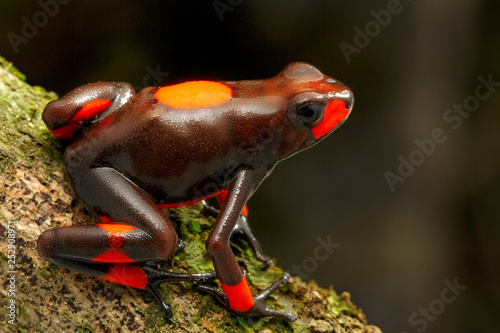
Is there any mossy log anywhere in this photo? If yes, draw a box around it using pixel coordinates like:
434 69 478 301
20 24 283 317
0 56 382 333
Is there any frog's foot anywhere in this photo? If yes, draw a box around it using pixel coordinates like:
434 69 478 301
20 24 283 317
196 272 296 322
249 272 296 321
201 200 273 270
143 262 217 285
145 283 173 318
142 262 217 318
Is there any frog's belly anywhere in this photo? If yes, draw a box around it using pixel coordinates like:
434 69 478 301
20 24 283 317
123 160 241 204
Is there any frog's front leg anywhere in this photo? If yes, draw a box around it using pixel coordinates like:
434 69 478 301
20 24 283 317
37 166 215 318
42 82 135 139
202 194 273 269
203 168 296 321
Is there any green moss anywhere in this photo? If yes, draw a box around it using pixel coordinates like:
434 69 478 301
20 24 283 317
0 55 60 177
0 56 26 81
235 242 281 289
327 290 359 316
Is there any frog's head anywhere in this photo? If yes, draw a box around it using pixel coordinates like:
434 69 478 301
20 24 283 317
274 62 353 156
284 62 353 143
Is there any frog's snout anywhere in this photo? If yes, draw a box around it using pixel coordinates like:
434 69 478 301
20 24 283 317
337 88 354 113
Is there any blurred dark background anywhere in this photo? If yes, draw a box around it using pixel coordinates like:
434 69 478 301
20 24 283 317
1 1 499 332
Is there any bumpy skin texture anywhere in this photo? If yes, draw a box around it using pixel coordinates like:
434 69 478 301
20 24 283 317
37 62 353 321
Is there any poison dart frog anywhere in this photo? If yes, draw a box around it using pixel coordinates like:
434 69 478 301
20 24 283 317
37 62 353 321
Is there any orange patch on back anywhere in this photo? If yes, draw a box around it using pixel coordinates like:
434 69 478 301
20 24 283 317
155 81 232 108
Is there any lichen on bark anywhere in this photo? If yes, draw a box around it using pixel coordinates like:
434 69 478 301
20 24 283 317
0 56 382 333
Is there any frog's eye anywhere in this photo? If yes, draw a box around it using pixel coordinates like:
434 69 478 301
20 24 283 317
296 102 325 127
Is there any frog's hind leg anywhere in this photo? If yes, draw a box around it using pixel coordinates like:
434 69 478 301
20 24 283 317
37 166 215 318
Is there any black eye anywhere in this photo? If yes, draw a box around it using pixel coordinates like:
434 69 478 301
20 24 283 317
296 103 324 126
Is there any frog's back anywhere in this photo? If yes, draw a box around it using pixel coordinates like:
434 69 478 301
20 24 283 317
66 85 286 201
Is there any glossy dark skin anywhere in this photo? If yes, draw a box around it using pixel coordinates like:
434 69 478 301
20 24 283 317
38 62 353 321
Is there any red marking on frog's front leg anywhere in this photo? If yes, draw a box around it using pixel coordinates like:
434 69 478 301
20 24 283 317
43 82 134 140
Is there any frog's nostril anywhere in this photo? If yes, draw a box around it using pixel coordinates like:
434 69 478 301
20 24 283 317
334 89 354 112
346 100 354 112
343 91 354 112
